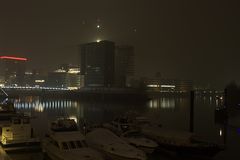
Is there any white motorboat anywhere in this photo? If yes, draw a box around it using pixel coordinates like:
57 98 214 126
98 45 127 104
42 119 104 160
103 117 158 154
85 128 147 160
0 114 40 152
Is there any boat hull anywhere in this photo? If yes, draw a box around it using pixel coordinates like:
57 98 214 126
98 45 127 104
101 149 145 160
156 142 224 157
1 141 41 153
137 146 155 154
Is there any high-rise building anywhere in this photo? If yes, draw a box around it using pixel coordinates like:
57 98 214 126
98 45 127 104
80 41 115 87
0 56 27 86
115 45 134 87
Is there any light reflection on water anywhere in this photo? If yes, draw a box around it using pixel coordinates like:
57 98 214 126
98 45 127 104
7 95 240 160
148 97 176 109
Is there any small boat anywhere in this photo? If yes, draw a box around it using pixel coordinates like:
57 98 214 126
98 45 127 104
103 117 158 154
42 118 104 160
141 126 224 157
0 114 40 152
85 128 147 160
103 116 138 134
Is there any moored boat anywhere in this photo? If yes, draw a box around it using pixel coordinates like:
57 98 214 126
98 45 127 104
85 128 147 160
42 118 104 160
0 114 40 152
103 116 158 154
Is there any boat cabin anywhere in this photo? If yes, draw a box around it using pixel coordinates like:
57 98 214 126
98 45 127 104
1 115 32 145
47 132 88 151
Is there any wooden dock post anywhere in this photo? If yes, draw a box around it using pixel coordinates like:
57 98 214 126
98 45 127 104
190 90 194 133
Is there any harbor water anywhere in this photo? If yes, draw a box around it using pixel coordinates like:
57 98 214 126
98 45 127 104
5 95 240 160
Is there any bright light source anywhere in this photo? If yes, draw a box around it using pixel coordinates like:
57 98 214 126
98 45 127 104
69 116 77 123
35 80 45 83
54 69 66 73
96 39 101 43
161 85 176 88
97 25 100 28
219 129 223 136
147 84 160 88
67 87 78 90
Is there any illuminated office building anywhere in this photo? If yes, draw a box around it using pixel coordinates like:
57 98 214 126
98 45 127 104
0 56 27 86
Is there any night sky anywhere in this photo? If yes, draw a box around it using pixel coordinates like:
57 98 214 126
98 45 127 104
0 0 239 89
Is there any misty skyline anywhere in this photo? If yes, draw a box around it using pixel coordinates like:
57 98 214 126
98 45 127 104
0 0 239 89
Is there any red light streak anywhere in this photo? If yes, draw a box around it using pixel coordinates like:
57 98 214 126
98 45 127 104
0 56 28 61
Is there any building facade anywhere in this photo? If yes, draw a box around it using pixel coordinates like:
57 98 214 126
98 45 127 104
80 41 115 87
47 64 80 89
115 45 135 87
0 56 27 86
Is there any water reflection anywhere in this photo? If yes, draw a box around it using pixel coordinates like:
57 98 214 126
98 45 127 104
6 95 240 160
148 97 176 109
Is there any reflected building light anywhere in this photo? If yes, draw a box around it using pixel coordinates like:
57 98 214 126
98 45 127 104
35 103 44 112
161 98 175 109
148 100 153 108
65 100 67 107
74 102 78 108
216 99 219 106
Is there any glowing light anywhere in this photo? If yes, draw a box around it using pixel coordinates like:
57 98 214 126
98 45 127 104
97 25 100 28
96 39 101 43
35 80 45 83
68 87 78 90
219 129 223 136
69 116 78 123
68 68 80 74
161 85 176 88
0 56 27 61
54 69 66 73
147 85 160 88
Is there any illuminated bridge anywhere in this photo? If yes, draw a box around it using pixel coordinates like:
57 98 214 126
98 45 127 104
1 86 69 91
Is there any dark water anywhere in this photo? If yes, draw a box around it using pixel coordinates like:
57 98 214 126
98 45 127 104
7 95 240 160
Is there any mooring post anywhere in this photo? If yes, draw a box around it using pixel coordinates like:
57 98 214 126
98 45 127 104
190 90 194 133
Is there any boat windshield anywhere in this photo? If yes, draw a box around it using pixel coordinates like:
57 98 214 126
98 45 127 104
61 140 88 150
125 131 141 137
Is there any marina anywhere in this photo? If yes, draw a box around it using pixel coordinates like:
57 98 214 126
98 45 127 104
0 94 238 160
